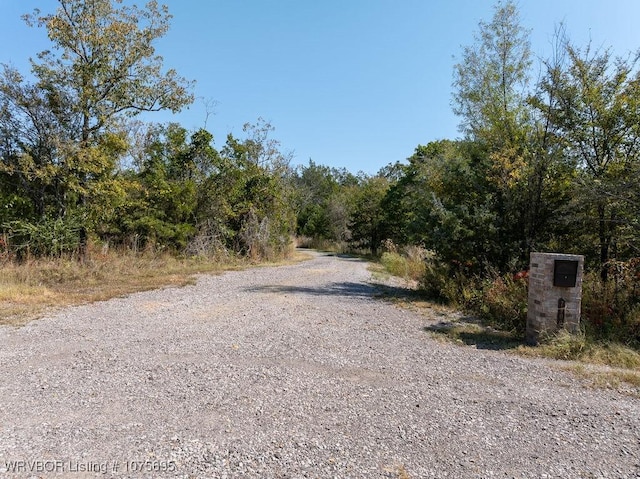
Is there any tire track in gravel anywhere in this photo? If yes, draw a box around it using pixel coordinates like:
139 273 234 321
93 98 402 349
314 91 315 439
0 250 638 478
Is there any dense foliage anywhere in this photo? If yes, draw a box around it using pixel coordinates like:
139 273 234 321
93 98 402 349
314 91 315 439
0 0 295 261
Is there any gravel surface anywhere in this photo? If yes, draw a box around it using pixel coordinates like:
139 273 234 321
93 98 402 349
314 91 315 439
0 250 638 478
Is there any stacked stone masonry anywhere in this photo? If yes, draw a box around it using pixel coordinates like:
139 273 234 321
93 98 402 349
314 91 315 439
526 252 584 345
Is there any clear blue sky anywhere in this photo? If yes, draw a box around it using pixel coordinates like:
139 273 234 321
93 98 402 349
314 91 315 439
1 1 639 174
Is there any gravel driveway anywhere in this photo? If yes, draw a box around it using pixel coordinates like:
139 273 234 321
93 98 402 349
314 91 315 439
0 250 638 478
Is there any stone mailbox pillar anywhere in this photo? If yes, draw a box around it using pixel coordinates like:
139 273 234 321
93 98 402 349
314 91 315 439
526 252 584 345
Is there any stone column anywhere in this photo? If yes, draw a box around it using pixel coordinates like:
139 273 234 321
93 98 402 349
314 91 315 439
526 252 584 345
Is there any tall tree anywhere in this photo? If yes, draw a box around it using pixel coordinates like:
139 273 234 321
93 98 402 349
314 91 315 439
212 123 296 259
522 25 573 255
349 174 389 256
0 0 193 256
536 42 640 273
452 0 532 148
385 140 502 271
112 123 215 251
293 160 340 240
451 0 534 268
23 0 193 145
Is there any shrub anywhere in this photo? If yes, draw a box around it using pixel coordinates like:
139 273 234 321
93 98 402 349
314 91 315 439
381 252 410 278
379 241 429 280
419 255 640 348
3 216 82 259
581 261 640 347
419 256 470 305
295 236 348 253
403 245 429 280
478 274 528 334
419 258 527 334
185 220 233 259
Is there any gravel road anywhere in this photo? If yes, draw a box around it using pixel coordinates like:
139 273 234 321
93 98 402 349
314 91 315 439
0 250 638 478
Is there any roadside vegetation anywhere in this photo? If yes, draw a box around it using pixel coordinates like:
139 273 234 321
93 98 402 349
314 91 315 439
0 243 304 327
375 245 640 394
0 249 210 326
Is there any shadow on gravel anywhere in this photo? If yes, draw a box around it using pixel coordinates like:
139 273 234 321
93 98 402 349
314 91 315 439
248 282 379 298
298 248 369 263
320 252 370 262
247 281 422 300
372 284 429 301
252 279 525 351
424 318 523 351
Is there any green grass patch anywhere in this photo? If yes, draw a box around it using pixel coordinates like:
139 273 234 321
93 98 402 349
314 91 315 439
425 317 640 369
378 246 428 282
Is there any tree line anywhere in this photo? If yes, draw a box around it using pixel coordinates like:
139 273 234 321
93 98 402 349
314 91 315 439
0 0 297 260
299 2 640 282
293 2 640 345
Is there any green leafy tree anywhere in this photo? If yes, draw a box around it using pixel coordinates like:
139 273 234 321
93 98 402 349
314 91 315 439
110 123 222 251
0 0 193 256
385 141 502 271
452 0 532 148
201 121 296 259
292 161 361 244
0 66 76 219
23 0 194 142
348 175 389 255
294 160 339 239
535 42 640 272
451 0 560 267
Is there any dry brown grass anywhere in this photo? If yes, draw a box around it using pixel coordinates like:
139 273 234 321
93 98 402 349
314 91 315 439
561 364 640 398
423 317 640 394
515 331 640 369
381 464 411 479
0 248 310 327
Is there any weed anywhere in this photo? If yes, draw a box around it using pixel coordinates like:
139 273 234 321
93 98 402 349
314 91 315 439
378 242 429 283
380 251 427 282
516 331 640 369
